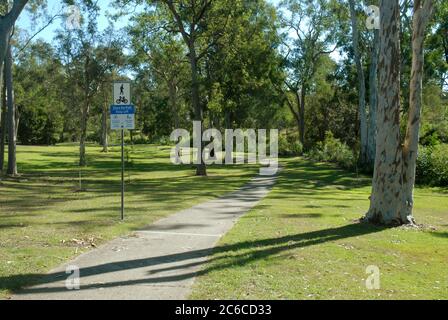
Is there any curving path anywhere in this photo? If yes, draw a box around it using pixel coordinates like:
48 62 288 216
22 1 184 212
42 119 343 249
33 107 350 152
13 173 278 300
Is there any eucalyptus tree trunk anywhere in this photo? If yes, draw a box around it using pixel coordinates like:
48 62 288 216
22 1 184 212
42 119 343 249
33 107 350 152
365 0 404 225
349 0 368 166
5 42 16 175
365 0 433 226
0 0 28 77
367 30 379 168
401 0 434 219
0 72 5 172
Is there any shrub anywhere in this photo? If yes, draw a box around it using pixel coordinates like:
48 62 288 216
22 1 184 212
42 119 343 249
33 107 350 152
307 132 356 170
279 134 303 156
132 134 150 145
416 144 448 186
149 135 173 146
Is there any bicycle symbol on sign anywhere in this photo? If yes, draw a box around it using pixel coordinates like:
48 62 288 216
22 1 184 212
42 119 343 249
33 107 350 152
116 84 129 104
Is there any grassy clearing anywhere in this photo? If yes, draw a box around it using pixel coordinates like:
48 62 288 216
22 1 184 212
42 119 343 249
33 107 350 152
0 144 258 299
190 158 448 300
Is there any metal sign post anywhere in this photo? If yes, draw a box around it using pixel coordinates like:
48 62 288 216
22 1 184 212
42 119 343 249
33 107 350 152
111 81 135 221
121 129 125 220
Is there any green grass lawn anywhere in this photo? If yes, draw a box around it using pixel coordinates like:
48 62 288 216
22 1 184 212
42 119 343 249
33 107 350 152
0 143 258 299
190 158 448 300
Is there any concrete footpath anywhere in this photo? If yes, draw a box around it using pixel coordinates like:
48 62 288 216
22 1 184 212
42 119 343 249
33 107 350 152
13 173 278 300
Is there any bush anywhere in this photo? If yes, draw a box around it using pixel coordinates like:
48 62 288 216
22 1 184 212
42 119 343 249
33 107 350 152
416 144 448 186
279 134 303 156
306 132 356 170
149 135 173 146
131 133 150 145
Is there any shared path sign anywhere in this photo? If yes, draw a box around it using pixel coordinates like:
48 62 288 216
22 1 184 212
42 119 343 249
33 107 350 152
110 105 135 130
110 81 136 221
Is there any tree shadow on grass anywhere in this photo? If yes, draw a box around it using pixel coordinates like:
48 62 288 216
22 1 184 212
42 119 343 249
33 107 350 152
274 159 371 193
430 232 448 239
4 222 385 296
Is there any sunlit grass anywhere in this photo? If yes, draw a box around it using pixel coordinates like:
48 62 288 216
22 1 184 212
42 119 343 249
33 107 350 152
0 143 258 299
191 158 448 300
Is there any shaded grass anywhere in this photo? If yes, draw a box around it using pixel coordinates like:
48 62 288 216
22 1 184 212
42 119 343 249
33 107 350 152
0 144 258 298
190 158 448 300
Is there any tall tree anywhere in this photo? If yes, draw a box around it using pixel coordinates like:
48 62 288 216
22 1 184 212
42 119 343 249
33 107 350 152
0 1 28 78
128 19 188 132
367 28 379 168
0 0 8 173
365 0 434 225
0 63 5 172
5 41 16 175
279 0 338 149
57 3 122 166
203 0 282 131
161 0 222 176
348 0 368 166
401 0 435 219
0 0 30 175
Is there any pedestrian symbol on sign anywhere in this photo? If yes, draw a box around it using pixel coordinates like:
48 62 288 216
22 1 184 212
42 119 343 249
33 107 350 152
114 82 131 105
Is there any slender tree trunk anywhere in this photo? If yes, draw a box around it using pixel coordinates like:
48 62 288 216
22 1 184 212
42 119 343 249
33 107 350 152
0 0 5 173
402 0 434 218
5 42 16 175
189 42 207 176
365 0 404 225
15 105 19 138
0 68 5 172
349 0 368 166
224 109 231 129
101 92 108 153
0 1 28 76
168 80 179 130
367 30 379 168
285 92 302 147
79 101 89 166
299 87 306 148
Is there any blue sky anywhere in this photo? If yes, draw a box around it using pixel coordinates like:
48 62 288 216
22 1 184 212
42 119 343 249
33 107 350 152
17 0 282 43
16 0 129 42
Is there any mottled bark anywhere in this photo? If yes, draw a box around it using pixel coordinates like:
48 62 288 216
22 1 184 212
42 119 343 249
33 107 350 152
366 0 404 225
349 0 368 166
366 0 433 226
402 0 434 218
